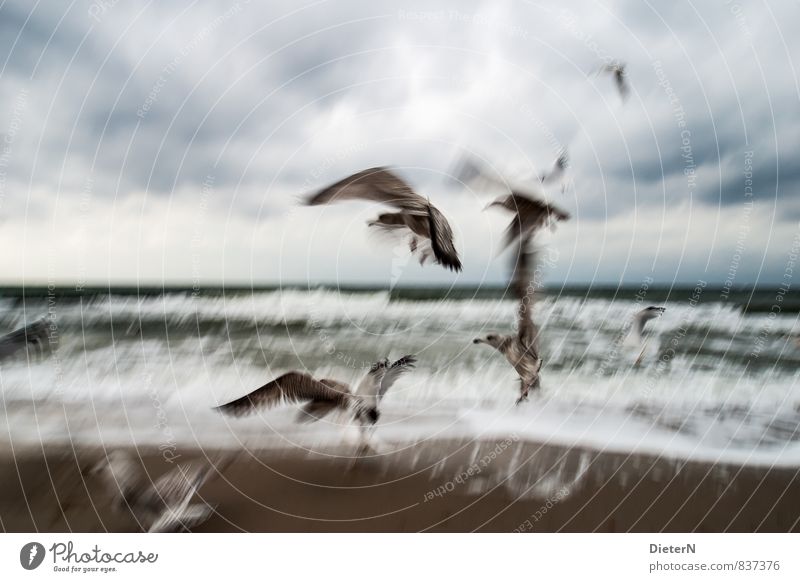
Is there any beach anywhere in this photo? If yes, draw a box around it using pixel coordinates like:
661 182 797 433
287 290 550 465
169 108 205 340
2 432 798 533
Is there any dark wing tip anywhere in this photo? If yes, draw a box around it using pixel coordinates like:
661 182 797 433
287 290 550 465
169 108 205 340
392 354 418 369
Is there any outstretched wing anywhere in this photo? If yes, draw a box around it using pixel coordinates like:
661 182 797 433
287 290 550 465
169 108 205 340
305 167 427 211
633 307 665 339
511 236 541 351
540 149 568 184
214 372 349 417
489 193 570 249
377 355 417 401
427 205 462 272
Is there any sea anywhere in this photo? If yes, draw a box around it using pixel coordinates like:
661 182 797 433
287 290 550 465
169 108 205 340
1 284 798 469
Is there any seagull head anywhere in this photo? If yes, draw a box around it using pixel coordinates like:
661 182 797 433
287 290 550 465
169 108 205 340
473 333 503 349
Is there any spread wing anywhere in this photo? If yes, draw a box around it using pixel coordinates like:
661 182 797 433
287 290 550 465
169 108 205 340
489 193 570 249
427 205 462 272
540 150 568 184
511 236 541 351
305 167 427 212
214 372 350 417
633 307 665 339
377 355 417 401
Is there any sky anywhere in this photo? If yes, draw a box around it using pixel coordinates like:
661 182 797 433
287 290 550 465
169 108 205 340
0 0 798 287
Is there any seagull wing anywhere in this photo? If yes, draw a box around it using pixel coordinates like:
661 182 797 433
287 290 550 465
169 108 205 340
377 354 417 402
427 205 462 272
145 464 215 533
214 372 350 417
305 167 427 212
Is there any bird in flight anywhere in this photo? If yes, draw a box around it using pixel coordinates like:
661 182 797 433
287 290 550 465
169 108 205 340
305 168 462 272
539 149 569 186
88 451 216 532
215 355 417 441
630 306 666 365
474 236 547 404
597 61 630 101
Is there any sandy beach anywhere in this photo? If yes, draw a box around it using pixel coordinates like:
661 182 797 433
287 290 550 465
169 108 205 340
2 436 798 533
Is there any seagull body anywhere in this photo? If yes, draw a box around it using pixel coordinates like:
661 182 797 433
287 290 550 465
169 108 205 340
474 237 544 404
306 168 462 271
487 192 570 250
539 149 569 186
598 61 629 101
629 306 666 365
215 355 417 429
0 318 50 362
91 451 215 533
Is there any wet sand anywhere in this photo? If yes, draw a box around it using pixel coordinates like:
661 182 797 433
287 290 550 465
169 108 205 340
1 438 798 532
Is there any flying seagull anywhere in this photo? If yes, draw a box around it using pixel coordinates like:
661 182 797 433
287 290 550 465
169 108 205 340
486 192 570 250
474 236 547 404
0 318 50 362
215 355 417 429
539 149 569 186
305 168 462 272
630 306 666 365
88 451 216 533
597 61 630 101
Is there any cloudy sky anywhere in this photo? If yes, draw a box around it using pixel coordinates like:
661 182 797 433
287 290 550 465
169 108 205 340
0 0 798 287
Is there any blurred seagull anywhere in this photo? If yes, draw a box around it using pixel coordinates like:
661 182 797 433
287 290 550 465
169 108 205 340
474 236 545 404
630 306 666 365
305 168 462 272
539 149 569 186
89 451 216 533
215 355 416 434
0 318 50 362
597 61 630 101
486 192 571 250
453 154 571 250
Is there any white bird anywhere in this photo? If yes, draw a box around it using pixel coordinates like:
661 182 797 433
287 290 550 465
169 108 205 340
539 149 569 186
629 306 666 365
88 451 216 532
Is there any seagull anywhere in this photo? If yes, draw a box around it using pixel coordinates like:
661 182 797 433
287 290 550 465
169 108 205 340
88 451 216 533
215 355 417 434
0 318 50 362
597 61 630 101
305 168 462 272
486 192 571 250
451 154 570 249
539 149 569 186
473 236 546 405
630 306 666 365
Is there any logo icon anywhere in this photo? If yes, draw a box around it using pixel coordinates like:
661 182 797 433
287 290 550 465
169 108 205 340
20 542 45 570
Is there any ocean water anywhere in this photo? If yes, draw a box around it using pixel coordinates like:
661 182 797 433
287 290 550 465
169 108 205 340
1 286 798 467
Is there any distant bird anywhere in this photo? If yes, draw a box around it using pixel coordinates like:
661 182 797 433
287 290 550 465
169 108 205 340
88 451 215 533
630 306 666 365
486 192 570 250
215 355 417 429
305 168 462 272
597 61 629 101
539 149 569 186
474 236 546 404
0 318 50 362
